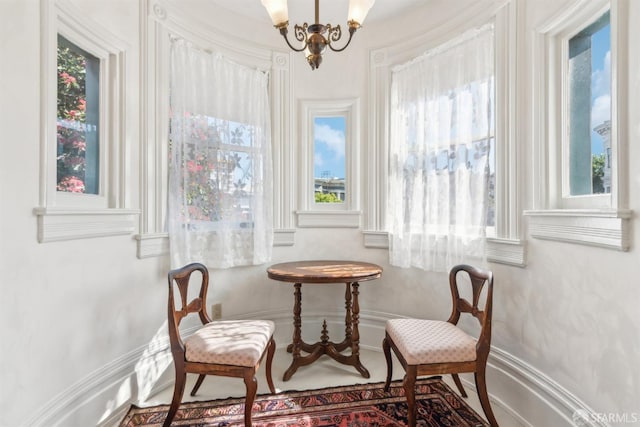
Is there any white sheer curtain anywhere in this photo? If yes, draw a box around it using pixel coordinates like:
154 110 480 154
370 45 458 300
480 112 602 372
168 38 273 269
387 24 494 272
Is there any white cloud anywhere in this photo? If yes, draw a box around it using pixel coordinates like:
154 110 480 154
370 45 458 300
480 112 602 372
314 123 345 157
591 94 610 128
314 151 324 168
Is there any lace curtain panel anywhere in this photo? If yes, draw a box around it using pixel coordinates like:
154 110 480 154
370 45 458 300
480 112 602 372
168 39 273 269
387 24 494 272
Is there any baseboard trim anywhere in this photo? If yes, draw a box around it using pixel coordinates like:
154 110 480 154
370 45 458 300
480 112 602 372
483 347 608 427
25 309 608 427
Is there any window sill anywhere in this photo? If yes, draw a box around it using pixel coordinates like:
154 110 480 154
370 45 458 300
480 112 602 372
274 229 296 246
362 231 527 267
486 237 527 267
362 231 390 248
135 233 169 258
34 207 139 243
134 229 297 259
524 209 632 251
296 211 361 228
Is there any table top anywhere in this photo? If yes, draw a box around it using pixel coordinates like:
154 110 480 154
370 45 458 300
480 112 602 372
267 260 383 284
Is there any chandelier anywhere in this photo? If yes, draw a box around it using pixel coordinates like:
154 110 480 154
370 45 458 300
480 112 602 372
261 0 375 70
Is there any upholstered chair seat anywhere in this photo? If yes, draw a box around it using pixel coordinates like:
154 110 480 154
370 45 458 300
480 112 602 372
385 319 477 364
184 320 275 366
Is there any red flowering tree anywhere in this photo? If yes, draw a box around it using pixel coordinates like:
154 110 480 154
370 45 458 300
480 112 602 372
57 43 87 193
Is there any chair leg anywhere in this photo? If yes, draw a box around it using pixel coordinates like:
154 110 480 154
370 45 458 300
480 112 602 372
265 338 276 393
403 366 417 427
451 373 468 397
474 368 499 427
164 368 186 427
382 337 393 392
190 374 206 396
243 370 258 427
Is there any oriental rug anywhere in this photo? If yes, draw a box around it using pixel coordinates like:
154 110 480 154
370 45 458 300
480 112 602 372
120 377 489 426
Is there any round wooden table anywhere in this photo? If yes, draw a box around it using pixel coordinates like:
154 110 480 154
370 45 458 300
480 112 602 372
267 260 383 381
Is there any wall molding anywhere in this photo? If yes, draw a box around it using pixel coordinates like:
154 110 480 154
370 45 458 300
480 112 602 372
134 230 295 258
486 237 527 266
34 208 139 243
524 209 632 251
482 347 608 427
273 229 296 246
362 231 527 266
296 211 361 228
28 308 609 427
135 232 169 258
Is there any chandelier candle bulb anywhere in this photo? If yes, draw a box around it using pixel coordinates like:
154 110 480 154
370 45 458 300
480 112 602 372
347 0 375 26
261 0 288 26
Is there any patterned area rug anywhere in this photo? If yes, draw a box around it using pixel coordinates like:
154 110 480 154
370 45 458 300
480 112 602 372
120 377 489 426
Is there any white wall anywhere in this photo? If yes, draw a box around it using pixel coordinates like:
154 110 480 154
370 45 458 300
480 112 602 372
0 1 170 426
0 0 638 426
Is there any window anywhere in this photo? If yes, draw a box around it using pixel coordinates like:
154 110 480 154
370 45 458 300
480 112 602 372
567 11 610 197
56 35 100 195
135 2 293 257
313 116 346 204
387 23 495 272
35 2 137 243
367 4 525 266
525 0 631 251
297 99 361 228
167 38 273 268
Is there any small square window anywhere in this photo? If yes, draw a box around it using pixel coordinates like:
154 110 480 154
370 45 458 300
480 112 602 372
57 35 100 194
297 99 361 228
567 11 610 196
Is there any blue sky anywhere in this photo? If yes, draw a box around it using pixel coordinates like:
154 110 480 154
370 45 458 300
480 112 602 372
314 116 346 179
590 22 611 155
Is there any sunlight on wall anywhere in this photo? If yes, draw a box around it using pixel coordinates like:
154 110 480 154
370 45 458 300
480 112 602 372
98 321 173 424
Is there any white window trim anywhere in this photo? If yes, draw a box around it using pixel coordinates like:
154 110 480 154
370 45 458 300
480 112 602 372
525 0 631 251
364 0 525 267
35 0 138 243
135 0 295 257
296 98 361 228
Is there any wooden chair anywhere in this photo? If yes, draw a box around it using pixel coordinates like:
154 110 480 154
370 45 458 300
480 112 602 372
382 264 498 427
165 262 276 427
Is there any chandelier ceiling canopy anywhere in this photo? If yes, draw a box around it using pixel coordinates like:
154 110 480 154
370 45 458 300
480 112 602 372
261 0 375 70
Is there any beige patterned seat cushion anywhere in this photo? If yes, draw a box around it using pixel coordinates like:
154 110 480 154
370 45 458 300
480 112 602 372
184 320 275 367
386 318 477 365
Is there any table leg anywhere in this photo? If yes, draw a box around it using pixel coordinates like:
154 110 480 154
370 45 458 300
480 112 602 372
283 283 302 381
333 282 353 353
351 282 370 378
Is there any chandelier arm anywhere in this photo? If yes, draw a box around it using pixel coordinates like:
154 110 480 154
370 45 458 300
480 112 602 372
327 27 356 52
278 26 308 52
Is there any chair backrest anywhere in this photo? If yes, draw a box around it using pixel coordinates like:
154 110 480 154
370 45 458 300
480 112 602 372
167 262 212 357
447 264 494 360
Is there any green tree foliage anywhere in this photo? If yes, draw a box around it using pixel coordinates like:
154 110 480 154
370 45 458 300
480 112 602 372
315 192 342 203
56 41 87 193
592 153 605 194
